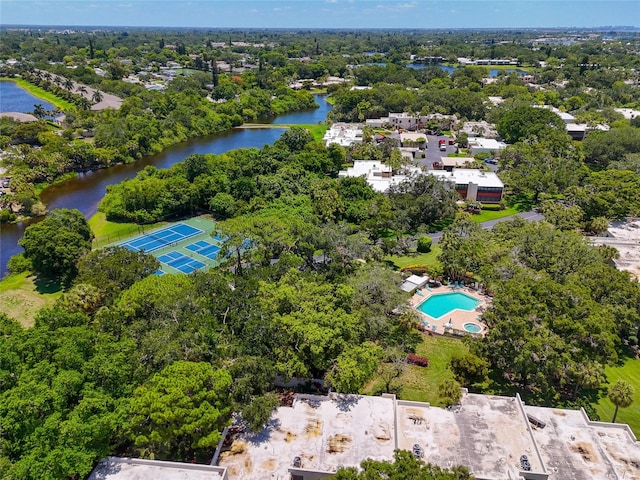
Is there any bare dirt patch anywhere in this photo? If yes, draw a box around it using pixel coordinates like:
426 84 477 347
570 442 597 462
327 434 352 453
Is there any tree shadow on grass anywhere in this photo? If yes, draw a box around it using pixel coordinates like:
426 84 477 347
34 276 62 294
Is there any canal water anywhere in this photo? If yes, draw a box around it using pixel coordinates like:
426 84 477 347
0 80 56 113
0 93 332 276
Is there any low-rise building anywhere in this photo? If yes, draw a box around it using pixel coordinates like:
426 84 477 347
459 121 498 139
468 137 507 155
429 169 504 203
614 108 640 120
591 217 640 280
338 160 422 192
440 157 477 171
399 132 428 148
323 123 364 147
215 392 640 480
87 457 228 480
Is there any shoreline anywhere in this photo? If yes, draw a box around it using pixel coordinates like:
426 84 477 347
0 77 75 111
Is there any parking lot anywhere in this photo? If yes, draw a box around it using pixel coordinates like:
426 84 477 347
416 134 498 172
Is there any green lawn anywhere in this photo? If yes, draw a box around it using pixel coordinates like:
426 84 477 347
364 335 469 406
385 245 442 270
1 78 76 111
594 357 640 436
469 207 518 223
289 123 328 141
89 212 167 248
0 272 62 328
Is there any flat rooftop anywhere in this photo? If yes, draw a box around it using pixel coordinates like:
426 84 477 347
591 218 640 279
524 405 640 480
397 393 542 479
430 169 504 188
87 457 226 480
218 394 396 479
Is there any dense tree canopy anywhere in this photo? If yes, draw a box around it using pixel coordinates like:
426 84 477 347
19 208 93 284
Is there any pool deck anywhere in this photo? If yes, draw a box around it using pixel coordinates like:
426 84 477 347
411 285 491 337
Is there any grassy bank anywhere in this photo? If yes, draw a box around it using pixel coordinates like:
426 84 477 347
594 357 640 436
0 272 62 328
1 77 76 111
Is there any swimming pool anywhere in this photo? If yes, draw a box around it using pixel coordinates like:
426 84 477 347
416 292 480 319
463 322 482 333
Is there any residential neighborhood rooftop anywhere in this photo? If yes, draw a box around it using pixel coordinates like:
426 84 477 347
338 160 422 192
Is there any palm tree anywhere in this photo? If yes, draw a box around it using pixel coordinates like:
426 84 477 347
64 78 74 91
608 380 635 423
32 104 47 119
78 97 92 111
77 85 88 96
92 90 103 104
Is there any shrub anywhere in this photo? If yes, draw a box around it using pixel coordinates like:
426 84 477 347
417 236 432 253
7 253 32 274
407 353 429 367
400 265 429 275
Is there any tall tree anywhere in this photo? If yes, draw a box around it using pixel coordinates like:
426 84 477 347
125 361 232 461
608 380 635 423
19 208 93 284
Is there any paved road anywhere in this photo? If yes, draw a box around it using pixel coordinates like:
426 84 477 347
430 210 544 244
36 69 123 110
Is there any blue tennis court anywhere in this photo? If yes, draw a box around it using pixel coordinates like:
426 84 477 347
119 223 203 253
185 240 221 260
157 250 206 274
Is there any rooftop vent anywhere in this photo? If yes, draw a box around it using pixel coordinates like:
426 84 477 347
293 456 302 468
412 444 424 458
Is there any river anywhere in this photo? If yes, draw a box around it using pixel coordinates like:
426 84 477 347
0 94 332 276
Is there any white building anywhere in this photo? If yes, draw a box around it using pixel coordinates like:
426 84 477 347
459 121 498 139
468 137 508 155
323 123 364 147
429 169 504 203
614 108 640 120
338 160 423 192
87 457 227 480
216 391 640 480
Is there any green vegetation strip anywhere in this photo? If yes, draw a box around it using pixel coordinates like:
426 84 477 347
595 357 640 437
1 77 76 111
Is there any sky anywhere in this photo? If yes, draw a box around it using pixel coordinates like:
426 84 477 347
1 0 639 29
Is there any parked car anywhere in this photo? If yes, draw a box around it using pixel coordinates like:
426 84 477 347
438 139 447 151
484 157 498 165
